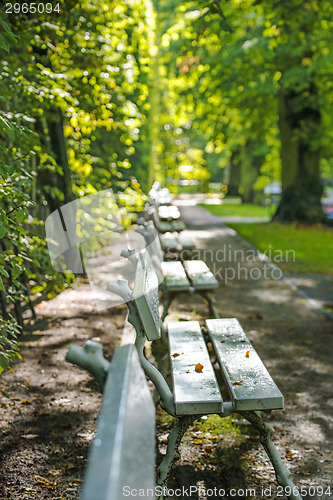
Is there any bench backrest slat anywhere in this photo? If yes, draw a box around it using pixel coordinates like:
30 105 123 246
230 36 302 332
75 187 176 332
133 251 161 341
81 344 155 500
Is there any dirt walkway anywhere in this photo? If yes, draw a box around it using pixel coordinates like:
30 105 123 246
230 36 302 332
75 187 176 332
0 282 127 499
163 205 333 499
0 206 332 499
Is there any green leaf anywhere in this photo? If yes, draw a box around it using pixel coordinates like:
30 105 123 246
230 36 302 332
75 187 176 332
0 266 9 278
0 223 7 239
0 34 9 52
0 116 15 141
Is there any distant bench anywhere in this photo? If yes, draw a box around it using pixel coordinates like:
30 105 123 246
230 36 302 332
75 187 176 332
146 205 186 234
66 342 156 500
104 250 302 500
135 221 219 319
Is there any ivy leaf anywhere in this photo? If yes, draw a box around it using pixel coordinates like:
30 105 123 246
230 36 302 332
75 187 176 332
0 34 9 52
0 223 7 239
0 116 15 141
0 266 9 278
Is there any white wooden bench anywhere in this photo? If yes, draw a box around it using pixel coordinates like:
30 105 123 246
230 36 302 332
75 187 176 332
159 231 195 254
147 205 186 234
106 250 302 500
66 342 156 500
158 204 180 221
136 221 219 319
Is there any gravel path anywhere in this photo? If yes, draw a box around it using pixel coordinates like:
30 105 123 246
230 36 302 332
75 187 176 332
160 203 333 499
0 205 332 500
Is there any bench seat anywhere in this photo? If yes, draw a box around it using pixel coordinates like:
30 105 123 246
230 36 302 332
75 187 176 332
160 233 195 253
159 220 186 233
160 233 179 252
161 259 218 293
161 261 190 291
183 260 218 290
167 318 284 417
158 205 180 221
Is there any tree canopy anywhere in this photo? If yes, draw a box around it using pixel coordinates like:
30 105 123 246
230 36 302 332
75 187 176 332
1 0 332 370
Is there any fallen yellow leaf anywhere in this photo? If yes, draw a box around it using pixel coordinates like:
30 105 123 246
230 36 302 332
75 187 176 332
34 475 56 489
195 363 204 373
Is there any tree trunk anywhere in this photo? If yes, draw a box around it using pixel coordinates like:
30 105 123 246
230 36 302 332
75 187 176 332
227 151 241 197
239 142 262 203
275 89 326 223
47 108 73 206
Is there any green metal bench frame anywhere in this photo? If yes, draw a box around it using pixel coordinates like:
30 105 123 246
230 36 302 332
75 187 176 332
107 250 302 500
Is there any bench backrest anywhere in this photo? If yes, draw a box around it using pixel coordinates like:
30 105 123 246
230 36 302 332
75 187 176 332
80 344 155 500
136 222 164 285
137 221 163 262
146 206 160 228
133 250 161 341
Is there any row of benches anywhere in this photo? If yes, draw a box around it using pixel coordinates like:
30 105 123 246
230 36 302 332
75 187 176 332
67 187 303 500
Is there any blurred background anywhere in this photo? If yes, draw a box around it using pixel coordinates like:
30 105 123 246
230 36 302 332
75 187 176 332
1 0 333 366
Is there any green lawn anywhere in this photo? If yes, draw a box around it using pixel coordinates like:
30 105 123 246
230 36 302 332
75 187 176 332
200 203 276 218
227 223 333 274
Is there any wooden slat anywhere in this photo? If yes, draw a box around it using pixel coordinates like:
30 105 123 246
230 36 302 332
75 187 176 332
161 261 190 291
81 345 155 500
168 321 223 416
159 220 186 233
206 318 284 411
160 233 179 252
172 220 186 232
158 205 180 221
183 260 219 290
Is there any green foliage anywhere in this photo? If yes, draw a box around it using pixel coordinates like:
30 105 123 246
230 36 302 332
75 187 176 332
153 0 333 218
0 0 155 372
1 0 332 372
0 316 21 374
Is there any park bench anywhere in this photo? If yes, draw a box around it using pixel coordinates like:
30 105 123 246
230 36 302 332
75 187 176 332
145 185 195 252
105 250 302 500
159 231 195 254
146 205 186 234
148 183 172 207
135 221 218 319
158 204 180 221
66 342 156 500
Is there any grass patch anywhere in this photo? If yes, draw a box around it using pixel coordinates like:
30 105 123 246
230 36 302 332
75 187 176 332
200 203 276 218
227 222 333 274
194 414 243 439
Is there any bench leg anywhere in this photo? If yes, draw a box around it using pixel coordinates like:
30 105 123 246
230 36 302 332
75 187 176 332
240 410 302 500
161 293 176 320
156 415 196 494
200 291 219 319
